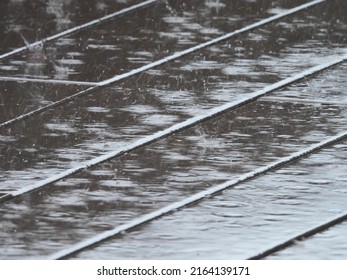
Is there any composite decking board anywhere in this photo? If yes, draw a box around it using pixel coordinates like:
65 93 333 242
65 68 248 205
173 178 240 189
1 0 345 193
0 0 330 127
248 212 347 259
266 221 347 259
0 0 346 260
0 57 345 195
0 81 88 123
0 1 322 80
68 140 347 259
0 0 157 58
0 98 346 258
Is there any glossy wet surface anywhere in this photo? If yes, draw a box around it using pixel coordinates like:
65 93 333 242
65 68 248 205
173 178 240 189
0 0 346 259
0 81 86 123
71 141 347 259
2 63 347 192
268 221 347 259
2 5 347 190
0 0 144 53
1 98 346 256
1 0 344 82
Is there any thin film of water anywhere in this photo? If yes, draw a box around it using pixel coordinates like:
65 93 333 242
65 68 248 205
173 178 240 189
0 0 346 259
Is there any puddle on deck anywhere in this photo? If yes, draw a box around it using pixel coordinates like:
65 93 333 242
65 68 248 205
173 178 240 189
268 221 347 260
0 0 346 259
0 0 144 53
71 141 347 259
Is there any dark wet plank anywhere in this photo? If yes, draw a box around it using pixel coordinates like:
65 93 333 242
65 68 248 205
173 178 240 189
0 97 346 258
267 65 347 103
267 221 347 259
0 0 318 81
0 0 345 122
0 54 346 192
0 81 87 123
69 141 347 259
0 0 346 259
0 0 144 54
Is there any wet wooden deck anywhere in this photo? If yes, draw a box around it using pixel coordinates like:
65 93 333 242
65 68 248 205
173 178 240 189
0 0 346 259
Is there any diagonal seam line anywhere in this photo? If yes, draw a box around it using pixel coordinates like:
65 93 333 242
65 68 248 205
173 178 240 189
0 86 96 129
247 212 347 260
48 130 347 260
0 55 345 205
261 96 347 106
0 0 159 60
98 0 326 86
0 0 326 129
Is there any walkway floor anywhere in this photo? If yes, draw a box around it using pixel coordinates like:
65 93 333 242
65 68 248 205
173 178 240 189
0 0 346 259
